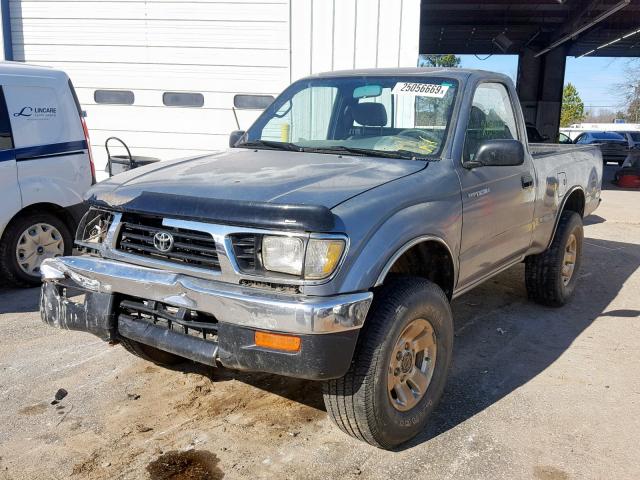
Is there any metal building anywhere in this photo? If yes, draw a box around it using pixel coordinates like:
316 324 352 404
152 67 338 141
1 0 639 177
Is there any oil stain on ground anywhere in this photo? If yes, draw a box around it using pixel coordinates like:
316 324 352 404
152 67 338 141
147 450 223 480
534 465 569 480
17 402 48 416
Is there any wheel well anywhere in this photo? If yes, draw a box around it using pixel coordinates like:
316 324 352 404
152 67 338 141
562 189 585 217
2 203 76 241
384 240 455 299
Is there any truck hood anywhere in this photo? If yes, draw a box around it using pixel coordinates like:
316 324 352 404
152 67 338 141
89 148 426 210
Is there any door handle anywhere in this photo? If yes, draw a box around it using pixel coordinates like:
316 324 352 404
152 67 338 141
521 174 534 189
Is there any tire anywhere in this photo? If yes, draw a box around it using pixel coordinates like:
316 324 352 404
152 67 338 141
0 212 73 287
525 211 583 307
323 277 454 449
119 337 184 366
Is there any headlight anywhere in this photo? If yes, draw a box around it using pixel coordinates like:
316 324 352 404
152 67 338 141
76 208 113 248
304 238 345 279
262 236 305 276
261 235 345 280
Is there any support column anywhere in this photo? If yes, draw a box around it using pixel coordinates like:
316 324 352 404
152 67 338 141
517 46 567 140
0 0 12 61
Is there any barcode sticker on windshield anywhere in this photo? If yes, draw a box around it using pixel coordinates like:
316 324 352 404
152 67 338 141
392 82 449 98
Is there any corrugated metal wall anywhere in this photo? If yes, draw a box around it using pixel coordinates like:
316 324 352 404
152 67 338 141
290 0 420 80
8 0 419 177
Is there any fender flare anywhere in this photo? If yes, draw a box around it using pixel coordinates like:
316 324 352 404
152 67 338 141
545 185 585 250
374 234 457 287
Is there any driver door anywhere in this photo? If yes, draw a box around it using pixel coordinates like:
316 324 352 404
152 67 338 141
456 82 536 288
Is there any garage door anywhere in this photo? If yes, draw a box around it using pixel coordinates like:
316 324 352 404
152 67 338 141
10 0 291 177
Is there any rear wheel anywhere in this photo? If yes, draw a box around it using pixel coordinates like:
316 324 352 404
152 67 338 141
0 212 72 287
119 337 184 366
525 211 583 307
323 278 453 449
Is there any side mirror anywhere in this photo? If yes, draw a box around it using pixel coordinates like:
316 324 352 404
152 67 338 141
229 130 246 148
465 139 525 168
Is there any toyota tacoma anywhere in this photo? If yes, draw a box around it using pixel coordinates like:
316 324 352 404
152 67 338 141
40 69 602 449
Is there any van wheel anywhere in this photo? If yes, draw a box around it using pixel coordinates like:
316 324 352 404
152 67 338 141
0 212 72 287
119 337 184 366
323 278 453 449
525 211 583 307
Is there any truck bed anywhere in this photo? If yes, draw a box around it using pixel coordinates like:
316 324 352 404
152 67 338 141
529 143 598 159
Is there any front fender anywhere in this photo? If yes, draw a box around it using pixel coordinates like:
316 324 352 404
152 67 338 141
336 199 461 293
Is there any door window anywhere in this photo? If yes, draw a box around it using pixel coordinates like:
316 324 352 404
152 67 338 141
0 87 14 151
463 82 518 163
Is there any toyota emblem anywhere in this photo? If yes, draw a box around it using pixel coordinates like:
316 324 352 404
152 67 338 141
153 231 174 253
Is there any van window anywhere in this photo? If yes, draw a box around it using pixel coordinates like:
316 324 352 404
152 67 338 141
0 87 14 151
94 90 135 105
68 80 83 118
163 92 204 107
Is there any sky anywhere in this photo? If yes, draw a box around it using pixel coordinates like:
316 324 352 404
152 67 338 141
458 54 633 112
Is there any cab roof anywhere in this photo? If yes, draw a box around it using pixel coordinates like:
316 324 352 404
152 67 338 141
306 67 512 85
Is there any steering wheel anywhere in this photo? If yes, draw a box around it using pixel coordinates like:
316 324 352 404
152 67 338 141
396 128 440 143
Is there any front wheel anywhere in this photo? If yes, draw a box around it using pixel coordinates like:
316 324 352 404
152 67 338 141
323 278 453 449
0 212 72 287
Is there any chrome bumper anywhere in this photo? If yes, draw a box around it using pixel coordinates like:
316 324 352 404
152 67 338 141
40 256 372 334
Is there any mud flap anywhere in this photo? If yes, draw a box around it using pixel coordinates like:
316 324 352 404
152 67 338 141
40 281 117 341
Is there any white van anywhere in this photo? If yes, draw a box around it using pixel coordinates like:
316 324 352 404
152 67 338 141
0 62 94 286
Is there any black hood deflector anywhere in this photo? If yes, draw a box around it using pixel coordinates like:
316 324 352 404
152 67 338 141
88 191 336 232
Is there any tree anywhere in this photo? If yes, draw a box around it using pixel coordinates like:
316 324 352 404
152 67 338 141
560 83 585 127
625 84 640 123
419 54 461 68
616 62 640 123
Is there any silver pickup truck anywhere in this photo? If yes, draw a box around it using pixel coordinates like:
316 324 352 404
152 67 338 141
40 68 602 449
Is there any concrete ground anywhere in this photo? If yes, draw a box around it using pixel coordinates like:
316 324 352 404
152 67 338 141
0 165 639 480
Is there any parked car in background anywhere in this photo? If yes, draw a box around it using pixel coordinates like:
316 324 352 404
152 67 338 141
526 123 549 143
574 131 629 165
0 62 94 286
558 132 573 144
41 68 602 449
614 130 640 150
526 123 573 145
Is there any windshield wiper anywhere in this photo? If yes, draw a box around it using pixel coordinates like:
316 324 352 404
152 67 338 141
301 145 435 161
236 139 303 152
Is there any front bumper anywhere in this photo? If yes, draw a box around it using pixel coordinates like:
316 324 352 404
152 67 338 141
40 256 372 380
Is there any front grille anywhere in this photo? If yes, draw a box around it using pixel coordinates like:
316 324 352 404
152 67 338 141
118 297 218 341
117 214 220 270
230 233 260 272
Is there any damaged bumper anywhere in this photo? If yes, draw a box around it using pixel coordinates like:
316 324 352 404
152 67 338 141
40 256 372 380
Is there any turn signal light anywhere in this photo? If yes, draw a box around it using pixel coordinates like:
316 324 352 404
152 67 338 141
255 331 301 352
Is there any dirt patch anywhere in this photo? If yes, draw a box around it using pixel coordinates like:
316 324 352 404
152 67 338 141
18 402 48 416
146 450 223 480
534 465 569 480
72 451 100 477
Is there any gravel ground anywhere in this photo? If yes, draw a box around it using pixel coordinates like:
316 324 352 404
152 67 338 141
0 166 639 480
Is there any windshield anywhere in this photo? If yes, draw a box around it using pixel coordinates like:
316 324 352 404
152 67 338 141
241 76 458 160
